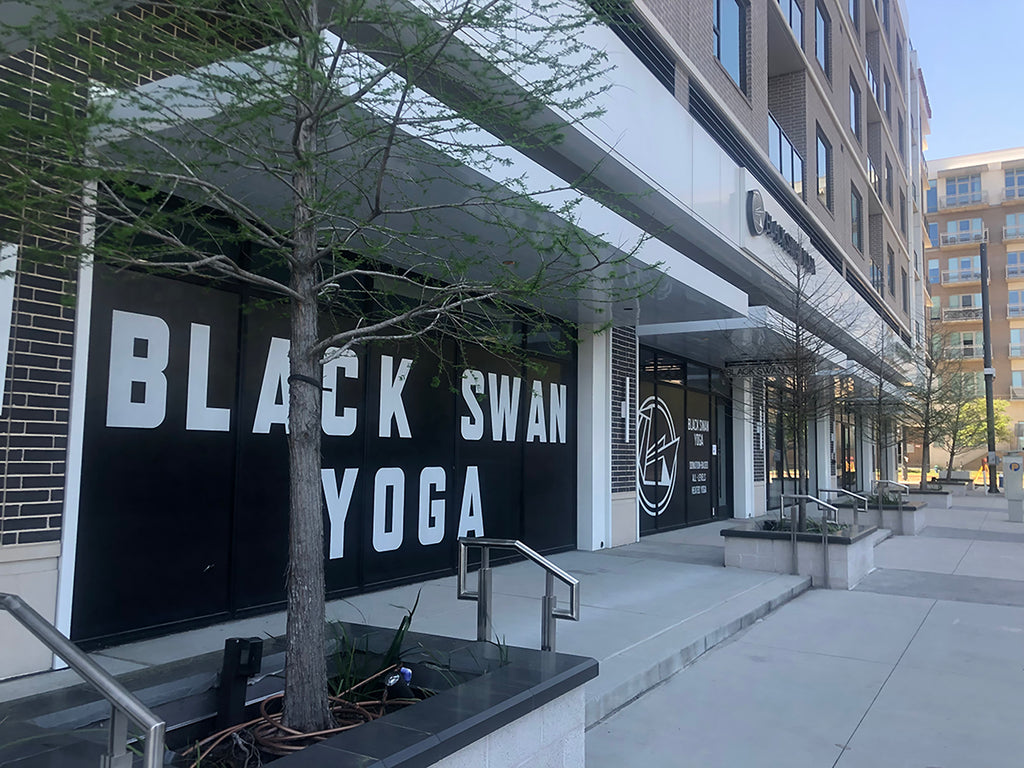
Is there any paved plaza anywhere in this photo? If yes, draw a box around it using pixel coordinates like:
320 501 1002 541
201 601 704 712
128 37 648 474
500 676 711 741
587 490 1024 767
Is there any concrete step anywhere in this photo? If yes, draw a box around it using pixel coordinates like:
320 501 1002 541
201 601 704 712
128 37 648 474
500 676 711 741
584 574 811 725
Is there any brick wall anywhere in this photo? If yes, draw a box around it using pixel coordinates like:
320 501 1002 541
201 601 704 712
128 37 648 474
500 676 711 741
611 327 636 494
767 70 806 166
0 258 74 546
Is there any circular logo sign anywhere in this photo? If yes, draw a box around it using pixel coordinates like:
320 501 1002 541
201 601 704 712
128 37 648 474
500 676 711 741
747 189 766 236
636 395 680 516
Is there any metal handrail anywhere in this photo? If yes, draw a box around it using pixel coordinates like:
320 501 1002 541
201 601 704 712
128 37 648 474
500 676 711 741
457 537 580 653
875 480 909 521
0 593 165 768
819 487 868 527
780 494 838 589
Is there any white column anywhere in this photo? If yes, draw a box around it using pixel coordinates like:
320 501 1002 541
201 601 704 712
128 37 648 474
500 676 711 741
859 415 876 492
577 327 612 550
732 378 757 518
813 413 831 494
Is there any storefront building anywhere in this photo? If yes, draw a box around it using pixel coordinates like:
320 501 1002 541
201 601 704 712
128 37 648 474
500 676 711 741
0 0 925 674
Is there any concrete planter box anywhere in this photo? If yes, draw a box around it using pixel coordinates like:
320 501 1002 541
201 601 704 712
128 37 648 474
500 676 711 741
0 625 597 768
836 501 928 535
721 524 877 590
906 490 951 509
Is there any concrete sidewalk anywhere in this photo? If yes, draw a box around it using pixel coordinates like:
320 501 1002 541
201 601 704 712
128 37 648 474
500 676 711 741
0 519 807 732
588 490 1024 767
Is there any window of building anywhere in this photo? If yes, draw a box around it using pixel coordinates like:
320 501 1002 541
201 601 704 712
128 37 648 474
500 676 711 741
950 293 982 309
849 0 859 30
1006 168 1024 200
817 129 832 209
927 258 940 283
896 39 904 78
714 0 745 89
1009 252 1024 278
901 267 909 311
926 179 937 213
815 2 831 78
849 76 861 140
944 174 982 207
1011 290 1024 318
944 218 985 245
883 71 891 119
949 331 983 358
871 261 884 293
897 112 905 159
851 185 863 252
885 157 893 206
768 113 804 195
899 190 906 235
778 0 803 46
1012 328 1024 357
1008 213 1024 239
946 255 981 283
1013 371 1024 391
930 296 941 320
882 0 890 34
928 222 939 247
887 246 895 295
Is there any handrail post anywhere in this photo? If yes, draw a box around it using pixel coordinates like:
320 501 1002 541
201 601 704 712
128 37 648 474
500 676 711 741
101 705 131 768
541 571 556 652
821 508 830 589
477 547 492 643
0 593 164 768
783 494 798 576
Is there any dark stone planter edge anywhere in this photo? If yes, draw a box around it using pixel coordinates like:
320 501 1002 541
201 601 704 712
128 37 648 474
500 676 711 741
273 630 598 768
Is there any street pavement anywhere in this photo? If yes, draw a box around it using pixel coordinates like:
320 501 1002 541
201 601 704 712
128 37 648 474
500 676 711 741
587 490 1024 768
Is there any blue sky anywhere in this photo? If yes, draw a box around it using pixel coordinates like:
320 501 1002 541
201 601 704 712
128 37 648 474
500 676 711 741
904 0 1024 161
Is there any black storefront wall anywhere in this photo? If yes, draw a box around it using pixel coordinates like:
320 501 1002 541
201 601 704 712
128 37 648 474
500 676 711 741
72 268 576 644
638 348 730 535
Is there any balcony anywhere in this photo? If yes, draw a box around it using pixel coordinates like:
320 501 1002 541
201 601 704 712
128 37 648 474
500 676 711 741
1003 189 1024 204
866 60 881 108
1010 306 1024 319
768 113 804 197
1012 387 1024 400
943 307 984 322
1004 225 1024 242
1008 264 1024 281
938 191 988 210
947 347 984 360
941 268 986 285
1011 344 1024 358
775 0 803 46
939 229 988 247
867 158 882 201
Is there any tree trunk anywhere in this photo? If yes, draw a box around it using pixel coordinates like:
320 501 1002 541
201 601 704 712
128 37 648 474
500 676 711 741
282 0 331 733
919 413 931 489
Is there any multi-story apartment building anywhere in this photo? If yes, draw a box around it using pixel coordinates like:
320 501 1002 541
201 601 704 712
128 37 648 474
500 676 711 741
0 0 925 675
923 148 1024 466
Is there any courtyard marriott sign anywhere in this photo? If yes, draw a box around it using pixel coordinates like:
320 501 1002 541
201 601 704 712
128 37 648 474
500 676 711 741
747 189 816 275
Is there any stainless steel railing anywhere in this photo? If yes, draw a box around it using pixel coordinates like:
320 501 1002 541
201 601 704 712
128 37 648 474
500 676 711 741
819 487 868 527
780 494 838 589
457 537 580 653
0 593 165 768
875 479 909 520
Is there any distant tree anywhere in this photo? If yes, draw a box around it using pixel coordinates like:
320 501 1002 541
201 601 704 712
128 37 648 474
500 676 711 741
941 395 1011 479
902 319 972 487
